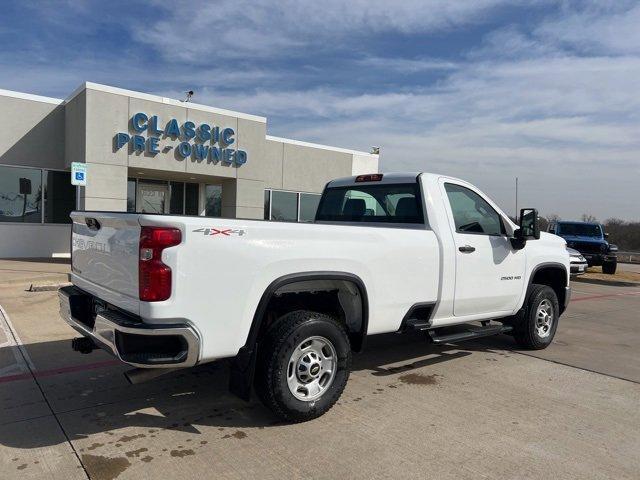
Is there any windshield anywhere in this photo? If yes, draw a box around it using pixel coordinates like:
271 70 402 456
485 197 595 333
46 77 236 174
557 223 602 237
315 183 424 224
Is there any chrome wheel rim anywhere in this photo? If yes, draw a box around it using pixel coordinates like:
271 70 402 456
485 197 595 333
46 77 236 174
287 336 337 402
535 299 554 338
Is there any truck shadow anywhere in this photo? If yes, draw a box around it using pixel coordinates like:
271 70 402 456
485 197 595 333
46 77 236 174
0 332 520 450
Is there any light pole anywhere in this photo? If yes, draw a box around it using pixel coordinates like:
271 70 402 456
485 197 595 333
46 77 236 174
515 177 518 221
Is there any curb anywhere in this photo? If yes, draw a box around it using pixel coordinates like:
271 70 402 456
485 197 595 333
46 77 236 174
28 282 72 292
0 273 71 288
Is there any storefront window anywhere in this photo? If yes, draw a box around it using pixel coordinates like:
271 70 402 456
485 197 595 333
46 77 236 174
205 184 222 217
128 178 200 215
299 193 321 222
169 181 184 215
0 166 42 223
137 179 169 214
185 183 199 215
271 190 298 221
43 170 76 223
127 178 136 212
264 190 271 220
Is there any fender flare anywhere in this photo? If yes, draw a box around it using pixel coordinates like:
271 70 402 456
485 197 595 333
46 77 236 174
524 261 569 313
245 271 369 351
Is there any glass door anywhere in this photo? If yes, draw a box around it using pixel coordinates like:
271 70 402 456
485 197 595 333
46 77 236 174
136 181 170 214
205 184 222 217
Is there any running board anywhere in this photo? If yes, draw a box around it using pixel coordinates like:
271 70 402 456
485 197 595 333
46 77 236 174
427 324 513 344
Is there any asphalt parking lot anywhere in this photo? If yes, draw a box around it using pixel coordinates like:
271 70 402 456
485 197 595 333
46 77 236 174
0 260 638 480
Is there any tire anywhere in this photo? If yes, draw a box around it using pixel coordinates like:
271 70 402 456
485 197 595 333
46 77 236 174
602 260 617 275
513 284 559 350
255 310 351 422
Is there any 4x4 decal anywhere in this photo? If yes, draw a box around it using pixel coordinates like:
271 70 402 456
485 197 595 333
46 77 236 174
193 227 246 236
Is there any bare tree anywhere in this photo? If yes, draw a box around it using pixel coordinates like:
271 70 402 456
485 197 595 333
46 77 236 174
547 214 561 222
581 214 597 222
604 218 640 251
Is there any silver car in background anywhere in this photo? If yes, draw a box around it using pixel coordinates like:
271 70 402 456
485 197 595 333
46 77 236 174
568 248 588 276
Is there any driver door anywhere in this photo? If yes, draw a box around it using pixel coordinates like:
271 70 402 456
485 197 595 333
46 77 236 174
441 180 525 317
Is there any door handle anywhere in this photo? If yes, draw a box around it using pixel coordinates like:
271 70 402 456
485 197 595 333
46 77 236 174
458 245 476 253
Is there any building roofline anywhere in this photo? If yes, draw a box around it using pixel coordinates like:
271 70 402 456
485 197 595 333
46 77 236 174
266 135 378 158
0 88 63 105
65 82 267 123
1 84 379 157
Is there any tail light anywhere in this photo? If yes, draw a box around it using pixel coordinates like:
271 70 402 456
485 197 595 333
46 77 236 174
139 227 181 302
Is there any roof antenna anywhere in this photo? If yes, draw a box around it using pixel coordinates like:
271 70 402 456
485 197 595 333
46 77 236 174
183 90 194 103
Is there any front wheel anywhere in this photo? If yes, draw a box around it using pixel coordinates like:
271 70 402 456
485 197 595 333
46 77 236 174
255 310 351 422
513 284 559 349
602 260 617 275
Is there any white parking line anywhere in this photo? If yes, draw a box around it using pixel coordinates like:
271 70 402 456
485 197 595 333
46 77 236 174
0 302 90 478
0 302 36 372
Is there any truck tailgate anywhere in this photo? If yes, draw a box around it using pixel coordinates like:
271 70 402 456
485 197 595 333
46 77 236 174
70 212 141 311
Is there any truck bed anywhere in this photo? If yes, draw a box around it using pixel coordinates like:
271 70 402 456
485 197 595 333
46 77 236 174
70 211 440 362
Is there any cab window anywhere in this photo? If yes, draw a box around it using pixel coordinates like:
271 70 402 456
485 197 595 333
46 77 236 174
315 183 424 224
444 183 504 235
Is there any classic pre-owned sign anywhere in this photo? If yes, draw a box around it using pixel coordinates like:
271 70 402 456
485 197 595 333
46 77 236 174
114 113 247 166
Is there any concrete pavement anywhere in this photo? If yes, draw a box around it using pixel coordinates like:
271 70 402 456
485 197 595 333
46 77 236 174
0 260 638 480
620 262 640 274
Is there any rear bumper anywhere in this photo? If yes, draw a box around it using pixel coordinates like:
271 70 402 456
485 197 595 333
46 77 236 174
59 286 200 368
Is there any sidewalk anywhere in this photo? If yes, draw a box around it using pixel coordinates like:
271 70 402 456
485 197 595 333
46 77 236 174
0 259 70 287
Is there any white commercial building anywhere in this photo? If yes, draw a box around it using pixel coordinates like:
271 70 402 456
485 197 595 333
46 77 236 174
0 83 378 258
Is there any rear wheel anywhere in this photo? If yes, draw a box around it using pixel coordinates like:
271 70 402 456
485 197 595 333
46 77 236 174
602 260 617 275
513 284 559 350
255 310 351 422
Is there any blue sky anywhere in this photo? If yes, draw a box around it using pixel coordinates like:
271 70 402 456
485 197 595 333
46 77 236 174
1 1 638 220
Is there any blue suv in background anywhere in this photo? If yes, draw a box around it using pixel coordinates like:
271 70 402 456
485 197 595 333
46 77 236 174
548 221 618 274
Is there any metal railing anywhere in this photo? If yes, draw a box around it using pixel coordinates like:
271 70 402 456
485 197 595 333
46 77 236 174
617 251 640 264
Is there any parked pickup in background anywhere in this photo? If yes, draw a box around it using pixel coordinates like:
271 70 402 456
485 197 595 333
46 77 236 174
59 172 570 421
548 221 618 274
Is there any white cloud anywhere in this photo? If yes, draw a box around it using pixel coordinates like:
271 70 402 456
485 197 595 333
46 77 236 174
535 2 640 55
136 0 538 61
356 57 459 73
185 48 640 220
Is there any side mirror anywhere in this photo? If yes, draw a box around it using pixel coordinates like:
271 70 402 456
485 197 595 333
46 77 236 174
519 208 540 240
510 228 526 250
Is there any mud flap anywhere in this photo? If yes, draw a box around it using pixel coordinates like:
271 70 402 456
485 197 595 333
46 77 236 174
229 344 258 401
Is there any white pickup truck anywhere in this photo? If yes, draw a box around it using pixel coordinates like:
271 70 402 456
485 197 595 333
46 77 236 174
59 172 570 421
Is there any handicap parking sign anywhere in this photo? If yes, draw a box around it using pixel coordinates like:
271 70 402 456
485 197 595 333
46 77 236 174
71 162 87 186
